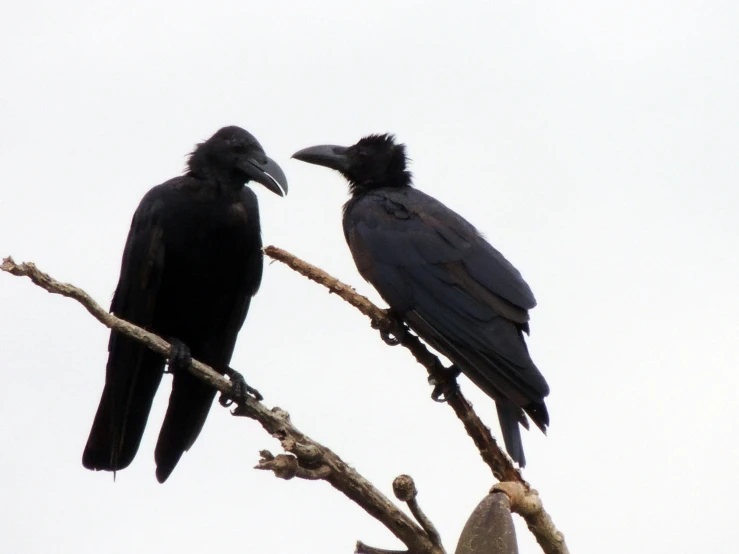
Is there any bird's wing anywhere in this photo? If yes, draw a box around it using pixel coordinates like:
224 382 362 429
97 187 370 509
110 186 170 324
417 189 537 311
154 187 264 482
343 188 549 406
83 185 171 472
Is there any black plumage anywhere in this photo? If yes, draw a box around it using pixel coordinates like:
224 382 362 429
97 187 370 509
293 134 548 466
83 126 287 482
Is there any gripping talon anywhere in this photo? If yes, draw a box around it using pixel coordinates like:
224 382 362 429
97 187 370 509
371 319 401 346
219 366 263 408
430 365 461 402
166 339 192 374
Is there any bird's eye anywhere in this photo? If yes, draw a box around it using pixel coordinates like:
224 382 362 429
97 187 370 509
231 143 246 153
358 150 369 158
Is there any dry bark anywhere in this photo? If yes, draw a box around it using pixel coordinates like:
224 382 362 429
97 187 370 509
1 256 443 554
263 246 569 554
2 251 568 554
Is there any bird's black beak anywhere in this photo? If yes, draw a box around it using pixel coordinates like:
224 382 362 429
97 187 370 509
240 155 288 196
292 145 350 173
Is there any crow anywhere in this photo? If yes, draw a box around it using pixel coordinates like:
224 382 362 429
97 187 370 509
83 126 288 482
293 134 548 466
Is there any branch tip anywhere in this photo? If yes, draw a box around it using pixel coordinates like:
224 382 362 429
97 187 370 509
356 541 410 554
393 474 417 502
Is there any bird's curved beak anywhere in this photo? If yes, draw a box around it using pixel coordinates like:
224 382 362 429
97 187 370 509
292 145 350 172
241 155 288 197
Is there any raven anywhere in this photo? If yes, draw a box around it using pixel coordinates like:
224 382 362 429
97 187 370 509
293 134 548 466
83 126 288 483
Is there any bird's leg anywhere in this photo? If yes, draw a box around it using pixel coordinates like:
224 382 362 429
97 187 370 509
371 310 404 346
372 321 400 346
219 366 263 407
165 339 192 374
430 365 461 402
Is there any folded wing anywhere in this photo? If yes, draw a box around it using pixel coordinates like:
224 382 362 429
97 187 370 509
343 188 549 458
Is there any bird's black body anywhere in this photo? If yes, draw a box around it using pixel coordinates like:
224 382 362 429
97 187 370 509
83 126 287 482
293 134 548 466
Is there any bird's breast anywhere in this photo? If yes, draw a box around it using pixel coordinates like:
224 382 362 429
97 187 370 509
227 202 250 224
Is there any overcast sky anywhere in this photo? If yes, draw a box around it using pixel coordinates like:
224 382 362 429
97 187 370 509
1 2 738 553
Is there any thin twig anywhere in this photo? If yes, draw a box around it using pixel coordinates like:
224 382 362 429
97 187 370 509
356 543 411 554
393 475 442 547
0 258 234 396
0 256 443 554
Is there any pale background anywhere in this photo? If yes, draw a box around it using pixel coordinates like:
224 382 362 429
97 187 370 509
1 2 737 553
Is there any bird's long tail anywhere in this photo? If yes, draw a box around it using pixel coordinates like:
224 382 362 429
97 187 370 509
83 336 165 473
496 399 528 467
154 371 216 483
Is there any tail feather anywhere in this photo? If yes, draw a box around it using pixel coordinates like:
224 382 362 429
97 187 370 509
525 400 549 434
83 336 165 473
442 344 546 467
154 371 216 483
496 399 527 467
404 309 548 466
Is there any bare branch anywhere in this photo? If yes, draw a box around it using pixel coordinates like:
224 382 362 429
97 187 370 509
3 252 568 554
493 483 569 554
264 246 522 483
0 256 443 554
263 246 569 554
0 258 234 396
393 475 442 547
356 543 411 554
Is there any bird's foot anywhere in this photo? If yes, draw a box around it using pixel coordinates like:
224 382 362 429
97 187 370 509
430 365 461 402
371 319 401 346
166 339 192 374
379 329 400 346
219 366 263 408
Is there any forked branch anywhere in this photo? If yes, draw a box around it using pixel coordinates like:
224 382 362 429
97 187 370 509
2 251 567 554
263 246 568 554
1 256 443 554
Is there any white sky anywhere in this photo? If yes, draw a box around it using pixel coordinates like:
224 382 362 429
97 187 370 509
1 2 738 553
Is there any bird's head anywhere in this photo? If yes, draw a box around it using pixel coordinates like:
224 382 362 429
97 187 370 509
188 126 288 196
292 133 412 193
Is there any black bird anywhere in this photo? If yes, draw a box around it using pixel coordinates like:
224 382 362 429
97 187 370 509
293 134 548 466
83 126 287 482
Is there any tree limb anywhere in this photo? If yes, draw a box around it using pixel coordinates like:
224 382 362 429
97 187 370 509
2 251 568 554
263 246 569 554
493 483 568 554
264 246 522 483
0 256 443 554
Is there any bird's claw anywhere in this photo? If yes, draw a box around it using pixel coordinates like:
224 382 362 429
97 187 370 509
219 367 263 408
166 339 192 374
431 381 458 402
430 365 461 402
380 330 400 346
371 320 401 346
